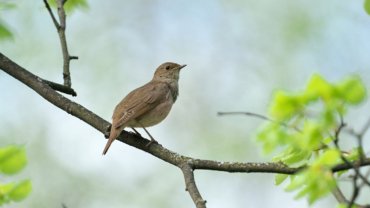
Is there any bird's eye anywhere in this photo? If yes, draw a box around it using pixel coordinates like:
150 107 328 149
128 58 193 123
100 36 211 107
165 66 170 70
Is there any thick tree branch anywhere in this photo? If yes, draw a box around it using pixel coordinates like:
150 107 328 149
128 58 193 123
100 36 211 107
1 52 370 207
0 52 301 173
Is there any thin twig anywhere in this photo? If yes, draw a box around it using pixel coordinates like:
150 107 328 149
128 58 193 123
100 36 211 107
333 115 346 145
359 117 370 136
348 171 360 208
56 0 73 87
331 184 347 204
342 117 370 182
218 111 271 121
217 111 301 132
348 117 370 187
43 0 77 88
333 114 370 207
43 0 59 29
359 169 370 196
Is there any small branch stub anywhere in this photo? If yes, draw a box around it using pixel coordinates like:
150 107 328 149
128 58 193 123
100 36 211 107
42 79 77 96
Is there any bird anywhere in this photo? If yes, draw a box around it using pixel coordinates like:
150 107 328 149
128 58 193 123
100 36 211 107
102 62 186 155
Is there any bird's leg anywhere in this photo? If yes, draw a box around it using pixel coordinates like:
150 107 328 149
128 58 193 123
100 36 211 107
131 127 141 137
135 121 158 147
104 124 112 138
142 126 158 147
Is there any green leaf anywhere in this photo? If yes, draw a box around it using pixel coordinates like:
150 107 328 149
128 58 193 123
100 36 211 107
65 0 88 12
0 2 16 10
315 149 341 167
337 204 346 208
0 182 13 204
284 150 339 204
0 23 13 40
257 123 293 153
295 185 311 200
269 91 303 120
345 147 361 161
8 180 32 201
285 166 336 204
47 0 88 13
336 76 366 104
337 203 358 208
0 145 27 175
0 180 32 204
365 0 370 15
305 74 334 102
285 174 305 191
257 74 368 205
273 147 311 167
275 174 289 185
301 121 323 150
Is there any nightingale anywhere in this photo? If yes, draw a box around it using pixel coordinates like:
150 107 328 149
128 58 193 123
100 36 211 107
102 62 186 155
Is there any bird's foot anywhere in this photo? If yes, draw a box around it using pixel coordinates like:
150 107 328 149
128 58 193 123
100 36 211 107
145 138 158 147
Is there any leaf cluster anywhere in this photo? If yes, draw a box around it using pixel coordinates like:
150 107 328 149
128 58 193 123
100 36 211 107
0 145 32 206
257 74 367 204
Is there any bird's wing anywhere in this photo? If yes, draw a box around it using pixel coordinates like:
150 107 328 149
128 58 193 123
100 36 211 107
112 81 169 129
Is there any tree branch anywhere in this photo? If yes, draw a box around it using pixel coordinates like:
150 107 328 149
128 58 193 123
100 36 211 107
180 163 206 208
42 0 59 29
331 184 347 204
332 115 370 208
359 117 370 136
43 0 77 87
218 111 301 132
41 79 77 96
1 52 370 207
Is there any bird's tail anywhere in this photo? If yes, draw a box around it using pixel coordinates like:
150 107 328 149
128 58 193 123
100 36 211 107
102 129 118 155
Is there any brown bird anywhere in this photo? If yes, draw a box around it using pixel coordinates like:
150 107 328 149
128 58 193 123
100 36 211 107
102 62 186 155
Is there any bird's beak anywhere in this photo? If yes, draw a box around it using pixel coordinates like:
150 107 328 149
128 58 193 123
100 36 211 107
179 64 187 70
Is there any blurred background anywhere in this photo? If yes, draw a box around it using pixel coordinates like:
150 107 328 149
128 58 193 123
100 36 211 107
1 0 370 207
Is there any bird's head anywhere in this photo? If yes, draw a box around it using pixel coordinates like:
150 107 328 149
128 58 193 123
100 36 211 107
153 62 186 82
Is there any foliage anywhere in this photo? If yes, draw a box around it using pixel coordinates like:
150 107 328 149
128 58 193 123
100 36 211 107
0 0 89 40
0 23 12 40
257 74 367 204
47 0 88 13
0 145 32 206
0 1 16 40
365 0 370 15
